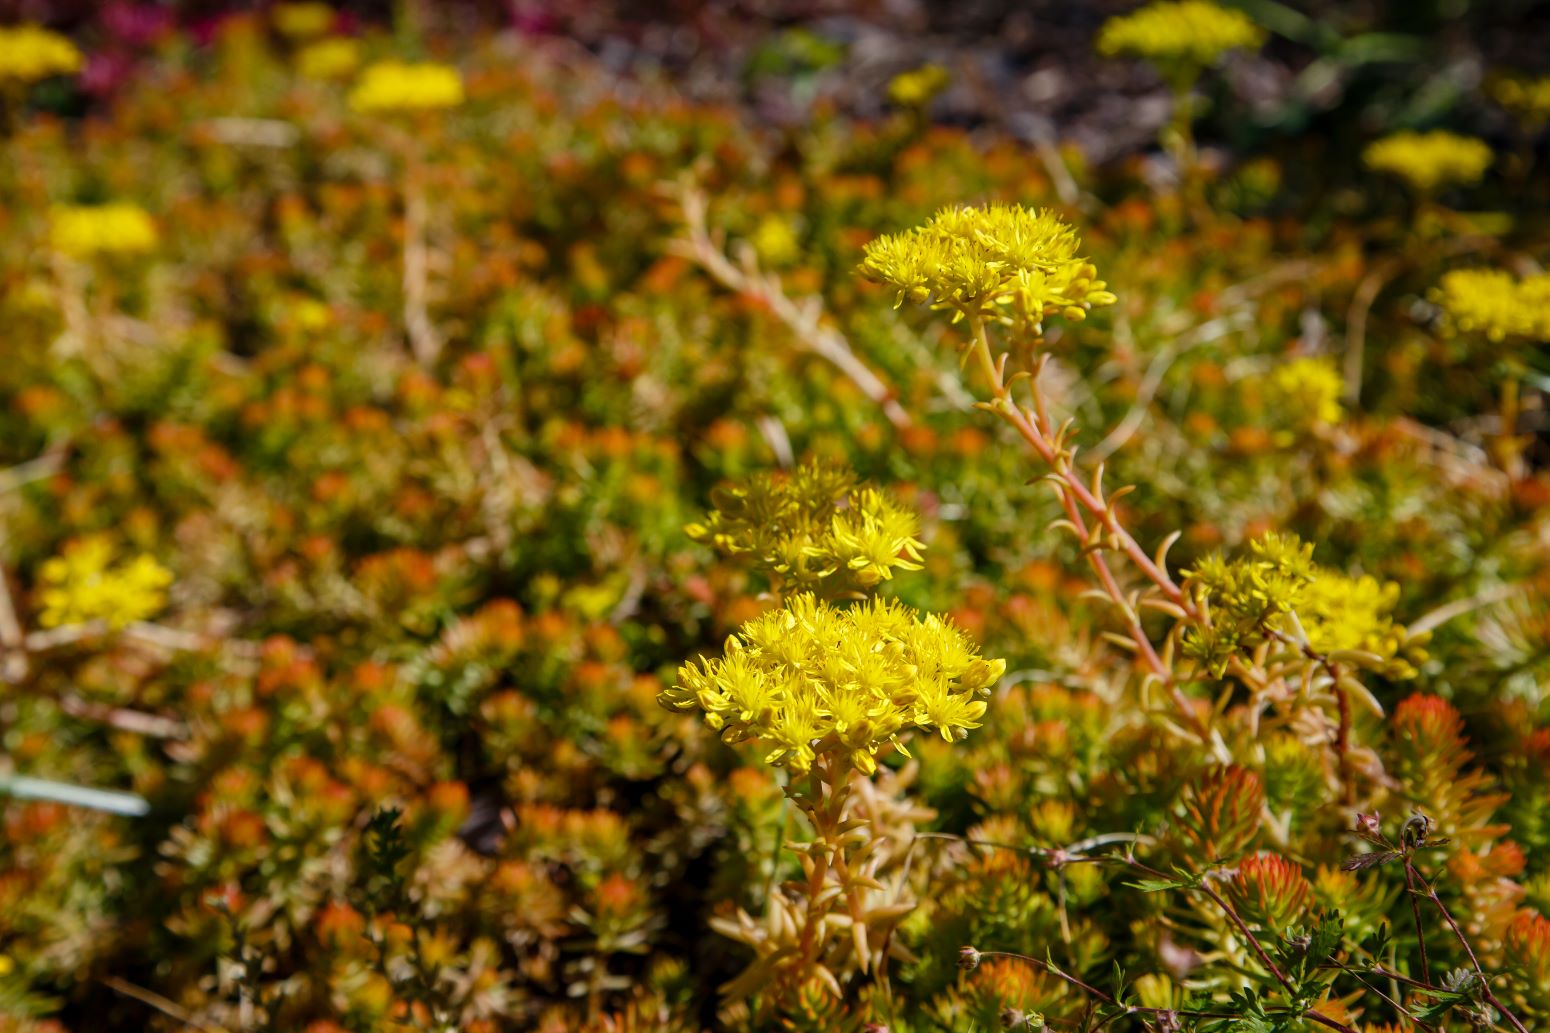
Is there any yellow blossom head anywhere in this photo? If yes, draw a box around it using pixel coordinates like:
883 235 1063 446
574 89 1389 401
0 23 82 84
750 213 800 267
1362 130 1492 194
1488 71 1550 128
1096 1 1264 69
887 64 951 108
49 203 159 259
859 202 1115 331
1264 357 1343 432
1296 570 1413 670
687 460 925 595
37 535 173 629
1184 532 1418 677
295 36 360 80
348 60 464 114
1431 267 1550 343
271 2 336 39
659 594 1004 775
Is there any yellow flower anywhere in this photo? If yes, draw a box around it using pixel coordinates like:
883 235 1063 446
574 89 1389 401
293 297 334 330
295 36 360 80
1362 130 1492 194
49 203 159 259
859 203 1116 330
1265 357 1343 430
0 23 82 83
887 64 950 108
1297 571 1407 662
1431 267 1550 343
272 2 336 39
1096 0 1264 67
1184 532 1418 676
348 60 464 114
687 460 925 594
750 213 800 266
37 535 173 629
1489 72 1550 128
660 594 1003 774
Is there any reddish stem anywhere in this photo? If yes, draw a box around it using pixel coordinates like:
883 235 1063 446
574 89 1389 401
967 318 1208 743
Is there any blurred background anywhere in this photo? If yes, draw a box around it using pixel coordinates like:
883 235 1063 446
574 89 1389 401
3 1 1550 1031
6 0 1550 160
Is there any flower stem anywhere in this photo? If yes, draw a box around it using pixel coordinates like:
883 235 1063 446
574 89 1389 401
966 314 1210 745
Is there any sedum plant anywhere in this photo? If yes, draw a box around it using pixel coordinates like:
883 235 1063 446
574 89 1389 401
47 204 159 260
1432 267 1550 344
1362 130 1494 197
47 202 160 364
1096 0 1265 72
1428 266 1550 475
35 535 173 630
662 467 1003 1014
347 59 465 367
858 201 1533 1032
1097 0 1265 181
0 23 81 129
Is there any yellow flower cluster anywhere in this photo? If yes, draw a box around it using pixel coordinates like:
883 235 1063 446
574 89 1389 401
1296 571 1410 667
1489 72 1550 127
1362 130 1492 194
1188 531 1314 628
37 536 173 630
660 594 1004 774
348 61 464 114
49 203 159 258
296 37 360 80
887 64 950 108
1096 0 1265 67
1431 267 1550 343
0 23 82 83
272 2 336 39
1264 357 1343 430
859 203 1116 329
686 460 925 594
750 213 801 266
1184 532 1412 675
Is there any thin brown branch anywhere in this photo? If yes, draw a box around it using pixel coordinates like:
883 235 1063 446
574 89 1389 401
59 693 188 739
402 158 441 367
0 450 66 496
1342 258 1400 406
1264 625 1356 803
101 976 231 1033
0 564 26 683
673 186 912 430
1406 862 1529 1033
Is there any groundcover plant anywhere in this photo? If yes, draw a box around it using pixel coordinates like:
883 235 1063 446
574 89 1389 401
1 1 1549 1031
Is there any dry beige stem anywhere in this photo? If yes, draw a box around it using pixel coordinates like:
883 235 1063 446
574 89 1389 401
673 186 912 430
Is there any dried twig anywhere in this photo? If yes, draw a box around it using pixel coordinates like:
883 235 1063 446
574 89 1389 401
102 975 231 1033
59 693 188 739
403 161 441 367
673 186 912 429
1342 258 1400 406
1407 583 1519 638
0 450 66 495
0 563 25 683
1089 313 1244 462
